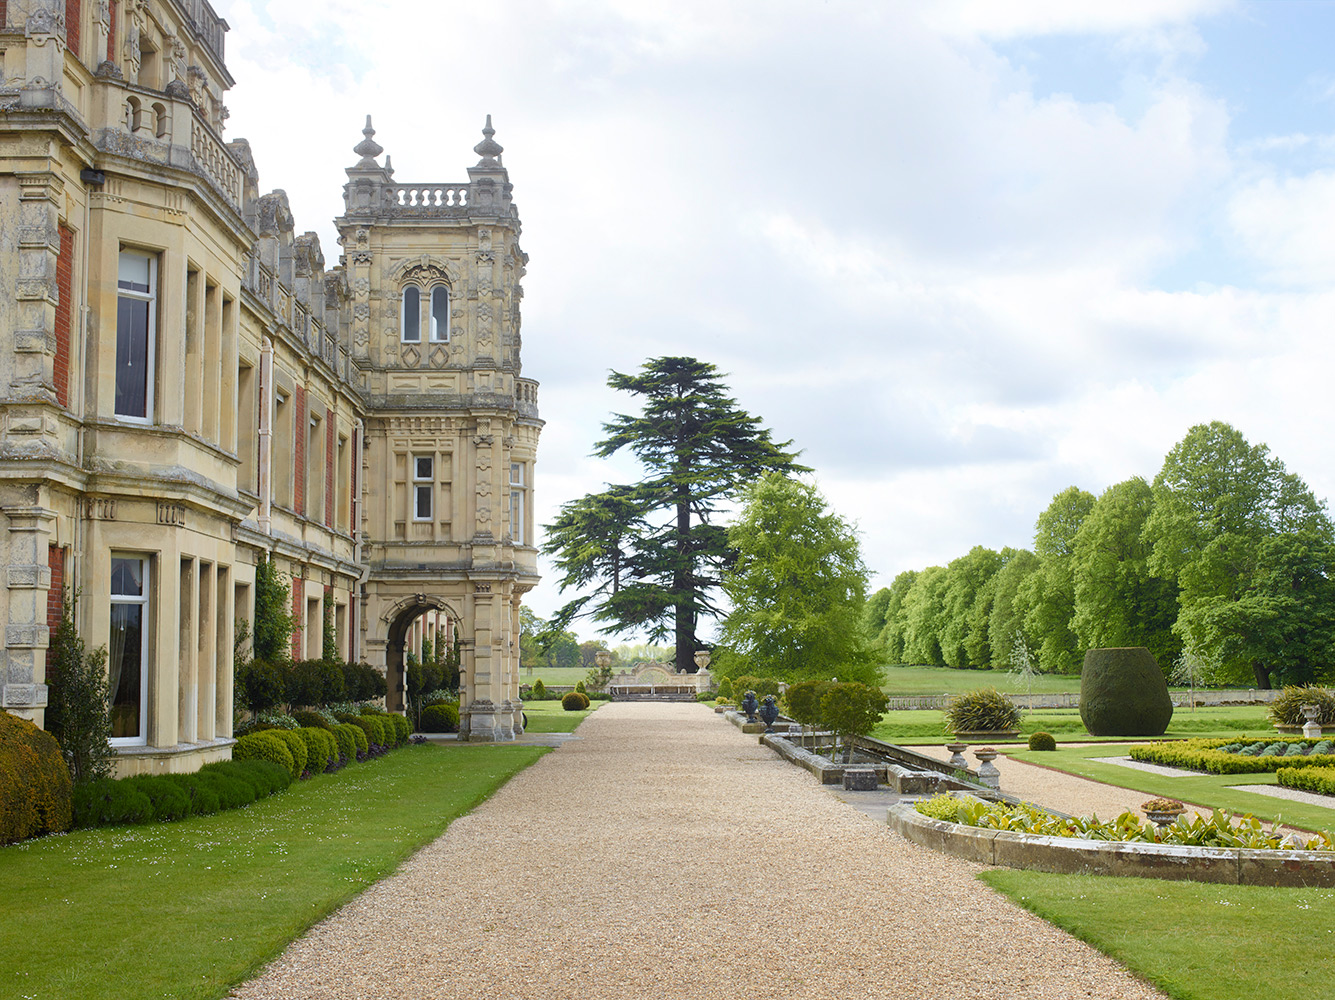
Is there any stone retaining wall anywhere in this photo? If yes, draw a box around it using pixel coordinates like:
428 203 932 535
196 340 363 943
887 803 1335 887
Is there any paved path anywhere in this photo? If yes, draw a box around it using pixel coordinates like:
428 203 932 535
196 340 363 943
233 703 1166 1000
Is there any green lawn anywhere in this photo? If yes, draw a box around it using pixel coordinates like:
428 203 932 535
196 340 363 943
880 664 1083 695
980 870 1335 1000
523 698 601 733
1005 743 1335 833
871 705 1275 745
0 744 545 1000
520 667 590 686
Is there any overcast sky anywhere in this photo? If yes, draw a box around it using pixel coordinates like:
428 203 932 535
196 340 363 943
213 0 1335 634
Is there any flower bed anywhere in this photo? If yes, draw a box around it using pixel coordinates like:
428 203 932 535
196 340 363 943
1130 737 1335 775
914 794 1334 851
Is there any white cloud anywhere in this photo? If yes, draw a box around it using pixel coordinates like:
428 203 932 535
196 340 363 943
921 0 1234 39
1228 171 1335 286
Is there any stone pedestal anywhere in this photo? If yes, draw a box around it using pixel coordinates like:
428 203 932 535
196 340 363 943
843 767 878 791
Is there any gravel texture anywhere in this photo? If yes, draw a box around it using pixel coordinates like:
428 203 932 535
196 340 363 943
232 704 1166 1000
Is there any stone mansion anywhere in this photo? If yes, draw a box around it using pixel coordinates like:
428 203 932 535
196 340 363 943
0 0 542 772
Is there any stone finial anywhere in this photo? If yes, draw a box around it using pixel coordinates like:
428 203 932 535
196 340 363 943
473 114 503 164
353 114 384 165
384 154 394 179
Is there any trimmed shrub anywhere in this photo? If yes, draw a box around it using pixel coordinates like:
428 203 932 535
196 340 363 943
319 659 346 704
236 658 289 714
287 659 331 709
820 682 889 744
386 713 410 744
562 691 586 711
207 758 292 796
695 691 716 702
1269 686 1335 727
1028 731 1057 752
267 729 308 776
945 687 1021 735
71 778 153 828
342 720 372 755
1131 738 1335 774
292 709 334 730
359 704 386 715
124 774 192 822
330 722 359 762
341 661 386 701
182 767 253 811
786 680 831 731
294 727 334 773
160 773 222 816
730 675 780 702
716 677 734 701
360 714 390 747
1080 647 1172 737
233 731 296 776
420 703 460 733
531 678 548 701
575 680 587 694
0 710 73 844
1277 766 1335 796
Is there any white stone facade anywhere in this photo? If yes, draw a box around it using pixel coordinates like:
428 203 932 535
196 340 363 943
0 0 541 771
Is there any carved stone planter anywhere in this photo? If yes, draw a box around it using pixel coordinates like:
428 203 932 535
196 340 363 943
952 730 1021 742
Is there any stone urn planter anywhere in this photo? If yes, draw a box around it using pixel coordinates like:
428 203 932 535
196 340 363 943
758 695 780 734
1142 798 1186 828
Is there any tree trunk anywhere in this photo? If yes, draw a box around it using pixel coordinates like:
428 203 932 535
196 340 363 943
1251 660 1272 690
674 492 697 673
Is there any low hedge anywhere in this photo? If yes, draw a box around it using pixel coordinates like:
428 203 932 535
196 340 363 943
1130 738 1335 775
386 713 410 744
330 722 359 762
295 726 338 773
233 731 297 776
268 729 309 778
0 710 72 845
1277 766 1335 797
71 759 291 828
420 703 459 733
561 691 590 711
336 721 369 757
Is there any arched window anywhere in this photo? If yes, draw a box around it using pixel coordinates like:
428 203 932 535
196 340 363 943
401 282 450 343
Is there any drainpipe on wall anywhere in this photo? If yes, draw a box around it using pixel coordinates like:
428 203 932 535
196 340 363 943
257 335 273 534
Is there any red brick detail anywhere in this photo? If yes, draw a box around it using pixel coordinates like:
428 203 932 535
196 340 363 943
107 1 116 63
291 577 303 657
1 3 8 32
292 385 306 516
47 545 65 633
54 224 74 408
65 0 81 59
325 422 335 529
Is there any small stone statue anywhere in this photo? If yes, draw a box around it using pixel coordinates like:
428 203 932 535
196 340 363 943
758 695 779 733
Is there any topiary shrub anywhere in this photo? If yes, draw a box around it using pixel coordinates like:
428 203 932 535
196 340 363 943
716 677 734 701
0 711 73 844
531 678 548 701
1028 731 1057 752
945 687 1021 735
206 758 292 797
291 709 333 730
330 722 358 762
420 703 460 733
1268 686 1335 727
233 731 296 776
561 691 586 711
386 713 410 744
124 774 192 822
267 729 309 777
358 714 388 748
236 658 289 714
336 720 369 757
1080 647 1173 737
575 680 587 694
359 704 387 715
71 777 153 828
294 727 333 773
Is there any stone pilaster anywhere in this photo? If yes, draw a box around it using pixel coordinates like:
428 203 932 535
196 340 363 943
1 505 56 721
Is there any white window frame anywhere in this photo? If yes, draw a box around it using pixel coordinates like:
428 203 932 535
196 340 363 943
115 250 158 421
509 461 526 545
413 454 434 521
401 283 450 343
109 555 150 747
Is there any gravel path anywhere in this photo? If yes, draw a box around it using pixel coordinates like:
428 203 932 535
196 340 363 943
232 704 1166 1000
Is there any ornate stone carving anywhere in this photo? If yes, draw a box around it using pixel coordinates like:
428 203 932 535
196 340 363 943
401 345 420 368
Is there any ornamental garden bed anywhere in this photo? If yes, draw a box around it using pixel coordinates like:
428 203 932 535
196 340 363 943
1130 737 1335 776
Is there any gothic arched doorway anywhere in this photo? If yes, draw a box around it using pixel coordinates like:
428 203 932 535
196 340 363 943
381 594 459 714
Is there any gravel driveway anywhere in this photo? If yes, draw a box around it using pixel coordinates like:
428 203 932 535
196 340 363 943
231 703 1166 1000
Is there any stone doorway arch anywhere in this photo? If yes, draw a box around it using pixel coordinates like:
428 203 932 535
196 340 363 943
381 594 462 714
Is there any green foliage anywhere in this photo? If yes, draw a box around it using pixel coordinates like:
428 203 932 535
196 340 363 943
1276 765 1335 796
253 556 295 662
1028 731 1057 751
330 722 358 761
0 710 73 844
419 703 459 733
1130 738 1335 774
938 546 1004 669
531 678 548 700
387 713 410 744
1070 477 1180 669
818 683 888 748
542 356 807 673
575 680 586 694
233 731 296 777
561 691 590 710
269 729 310 777
719 474 876 683
321 599 337 663
875 569 920 664
913 794 1333 850
342 661 387 701
1079 646 1173 737
785 679 831 730
43 589 116 783
727 674 780 702
287 659 335 708
333 717 370 756
716 677 734 700
295 727 336 773
291 708 334 730
1267 685 1335 727
236 658 289 714
944 687 1021 734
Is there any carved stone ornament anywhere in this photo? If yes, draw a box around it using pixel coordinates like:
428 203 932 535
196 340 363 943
356 229 369 246
402 345 420 368
353 277 370 295
473 115 503 165
353 115 384 166
430 346 447 368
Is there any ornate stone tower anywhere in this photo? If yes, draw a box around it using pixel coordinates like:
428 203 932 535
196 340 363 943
337 117 541 741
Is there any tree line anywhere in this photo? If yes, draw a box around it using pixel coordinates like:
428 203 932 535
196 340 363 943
865 422 1335 689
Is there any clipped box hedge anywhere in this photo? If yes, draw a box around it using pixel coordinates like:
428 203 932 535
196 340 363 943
0 711 72 844
1277 766 1335 797
1131 738 1335 775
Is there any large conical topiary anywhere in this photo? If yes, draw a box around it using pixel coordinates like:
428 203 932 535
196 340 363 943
1079 647 1173 736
